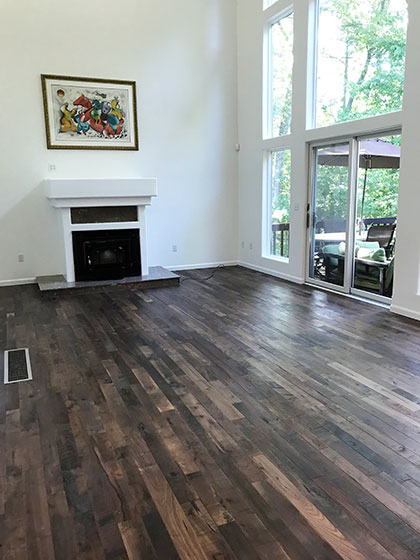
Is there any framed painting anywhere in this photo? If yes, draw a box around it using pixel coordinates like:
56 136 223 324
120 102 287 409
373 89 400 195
41 74 139 150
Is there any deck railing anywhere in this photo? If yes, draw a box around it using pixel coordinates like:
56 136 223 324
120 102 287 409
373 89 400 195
272 218 395 259
272 223 290 257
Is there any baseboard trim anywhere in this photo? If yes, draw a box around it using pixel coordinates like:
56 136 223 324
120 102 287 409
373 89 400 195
0 278 36 287
390 304 420 322
166 261 239 272
0 264 239 287
238 261 304 285
0 262 301 290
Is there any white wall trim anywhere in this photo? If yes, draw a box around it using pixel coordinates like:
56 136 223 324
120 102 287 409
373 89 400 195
390 304 420 322
238 260 304 284
166 261 239 272
0 278 36 287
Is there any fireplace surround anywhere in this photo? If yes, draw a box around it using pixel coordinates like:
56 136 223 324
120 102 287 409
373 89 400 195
46 178 157 282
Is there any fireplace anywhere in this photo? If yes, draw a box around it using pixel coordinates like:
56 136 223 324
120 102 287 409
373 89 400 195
46 178 157 282
72 229 141 281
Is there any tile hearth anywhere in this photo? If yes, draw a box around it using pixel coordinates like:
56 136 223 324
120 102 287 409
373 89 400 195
37 266 180 295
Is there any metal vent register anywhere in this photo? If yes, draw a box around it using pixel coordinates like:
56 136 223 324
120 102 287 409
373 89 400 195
4 348 32 384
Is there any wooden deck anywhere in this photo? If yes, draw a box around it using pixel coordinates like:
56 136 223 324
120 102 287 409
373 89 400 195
1 266 420 559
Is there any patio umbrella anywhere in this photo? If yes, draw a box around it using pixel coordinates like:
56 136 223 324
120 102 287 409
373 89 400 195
317 138 400 233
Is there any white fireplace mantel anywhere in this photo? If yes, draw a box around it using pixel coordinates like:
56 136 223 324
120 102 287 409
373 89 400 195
46 177 157 208
45 177 157 282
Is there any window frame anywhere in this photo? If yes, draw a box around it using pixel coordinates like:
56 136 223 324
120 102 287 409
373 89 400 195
263 4 294 140
263 147 292 261
262 2 294 263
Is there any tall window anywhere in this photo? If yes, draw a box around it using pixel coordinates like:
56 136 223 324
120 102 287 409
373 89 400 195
315 0 408 128
270 149 291 258
266 10 294 137
264 7 293 261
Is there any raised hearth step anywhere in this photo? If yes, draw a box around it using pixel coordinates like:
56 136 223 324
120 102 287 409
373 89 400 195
36 266 180 295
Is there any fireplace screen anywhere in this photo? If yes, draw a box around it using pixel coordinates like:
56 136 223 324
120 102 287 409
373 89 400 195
72 229 141 281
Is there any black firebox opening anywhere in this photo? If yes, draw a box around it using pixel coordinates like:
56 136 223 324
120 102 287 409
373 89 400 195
72 229 141 281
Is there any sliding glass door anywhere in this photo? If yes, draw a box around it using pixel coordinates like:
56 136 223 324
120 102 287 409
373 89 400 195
307 133 400 302
307 141 354 292
352 134 400 299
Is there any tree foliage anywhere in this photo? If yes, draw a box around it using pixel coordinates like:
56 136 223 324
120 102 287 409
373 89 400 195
318 0 407 125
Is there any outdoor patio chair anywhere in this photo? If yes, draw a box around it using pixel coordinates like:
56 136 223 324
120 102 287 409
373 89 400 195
354 256 395 296
322 240 394 295
366 223 396 258
322 243 345 285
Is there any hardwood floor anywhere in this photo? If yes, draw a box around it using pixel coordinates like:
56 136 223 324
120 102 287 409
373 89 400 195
1 266 420 559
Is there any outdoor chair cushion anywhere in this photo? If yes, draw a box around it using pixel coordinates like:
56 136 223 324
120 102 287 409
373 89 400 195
357 247 386 262
355 240 380 250
327 241 382 261
323 244 341 254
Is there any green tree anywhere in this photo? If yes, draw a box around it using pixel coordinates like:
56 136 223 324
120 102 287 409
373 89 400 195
319 0 407 125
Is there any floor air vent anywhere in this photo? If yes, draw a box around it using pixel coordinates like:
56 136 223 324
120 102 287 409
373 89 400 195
4 348 32 384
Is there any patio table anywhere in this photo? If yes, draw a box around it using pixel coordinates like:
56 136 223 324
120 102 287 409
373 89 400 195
315 232 367 245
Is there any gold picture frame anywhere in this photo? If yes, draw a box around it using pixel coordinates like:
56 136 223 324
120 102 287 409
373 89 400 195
41 74 139 150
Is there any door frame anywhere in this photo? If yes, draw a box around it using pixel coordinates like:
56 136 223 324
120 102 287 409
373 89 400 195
305 129 401 303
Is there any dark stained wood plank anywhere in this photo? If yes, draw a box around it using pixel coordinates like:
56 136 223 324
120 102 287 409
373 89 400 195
2 267 420 559
252 453 366 560
137 463 208 560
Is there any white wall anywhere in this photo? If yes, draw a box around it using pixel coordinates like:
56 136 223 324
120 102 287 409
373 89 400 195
0 0 238 283
237 0 420 321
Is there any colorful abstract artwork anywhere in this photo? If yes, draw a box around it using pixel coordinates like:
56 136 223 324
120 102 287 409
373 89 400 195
41 75 138 150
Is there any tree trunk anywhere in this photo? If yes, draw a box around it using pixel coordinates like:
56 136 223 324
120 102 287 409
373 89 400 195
345 50 373 114
344 0 390 115
342 43 349 112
